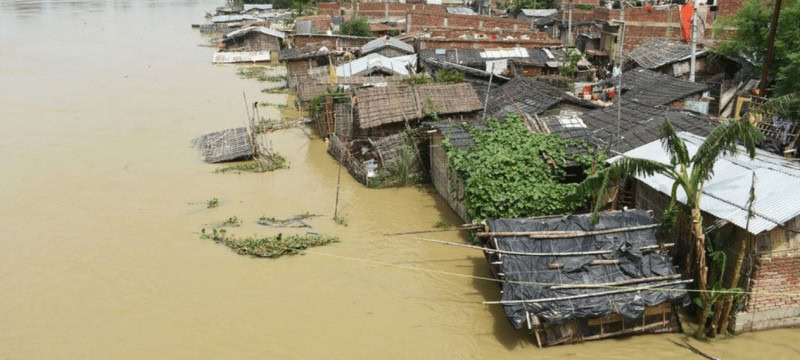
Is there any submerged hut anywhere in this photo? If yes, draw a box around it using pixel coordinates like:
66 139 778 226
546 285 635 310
191 127 254 163
355 83 482 137
482 210 689 347
220 26 285 51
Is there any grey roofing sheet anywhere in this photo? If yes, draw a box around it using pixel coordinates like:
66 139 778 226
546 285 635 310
622 132 800 234
361 37 415 55
335 53 414 77
295 20 312 35
520 9 558 17
224 26 285 40
446 7 477 15
483 77 595 119
571 100 717 154
628 39 706 70
602 68 709 106
428 121 488 152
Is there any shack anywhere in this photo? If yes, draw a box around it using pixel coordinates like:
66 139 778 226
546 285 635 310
360 36 415 58
622 132 800 334
627 40 707 78
355 83 482 136
191 127 254 163
220 26 285 51
482 210 689 347
428 121 486 221
280 45 341 89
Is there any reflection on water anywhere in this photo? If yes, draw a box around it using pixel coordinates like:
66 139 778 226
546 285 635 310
0 1 798 359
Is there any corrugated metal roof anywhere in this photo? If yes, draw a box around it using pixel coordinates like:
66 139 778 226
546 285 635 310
480 47 529 59
243 4 273 11
335 53 415 77
224 26 285 40
212 51 271 64
622 132 800 234
211 14 258 23
446 7 476 15
361 37 415 56
521 9 558 17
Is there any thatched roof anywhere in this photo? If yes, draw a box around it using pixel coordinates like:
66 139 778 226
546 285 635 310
355 83 482 129
191 127 254 163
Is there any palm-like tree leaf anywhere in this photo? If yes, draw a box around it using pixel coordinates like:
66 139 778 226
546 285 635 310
691 118 765 182
660 117 690 166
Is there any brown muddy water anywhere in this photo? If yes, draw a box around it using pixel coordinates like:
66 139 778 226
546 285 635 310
0 1 798 359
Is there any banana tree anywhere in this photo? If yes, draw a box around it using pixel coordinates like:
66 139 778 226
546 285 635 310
577 117 764 338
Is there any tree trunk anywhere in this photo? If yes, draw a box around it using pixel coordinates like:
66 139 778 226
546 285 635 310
716 232 750 335
692 208 710 338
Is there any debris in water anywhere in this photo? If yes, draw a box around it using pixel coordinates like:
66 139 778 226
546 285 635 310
206 198 220 208
258 212 320 228
200 228 339 258
191 127 254 163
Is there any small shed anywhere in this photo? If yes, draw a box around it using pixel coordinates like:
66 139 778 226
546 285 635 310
483 210 689 347
622 132 800 334
280 45 338 89
627 40 707 78
360 36 415 58
221 26 285 51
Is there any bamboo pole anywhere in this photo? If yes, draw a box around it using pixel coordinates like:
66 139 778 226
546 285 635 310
382 227 479 236
475 223 660 238
409 237 674 257
549 274 683 290
482 279 693 305
548 259 619 269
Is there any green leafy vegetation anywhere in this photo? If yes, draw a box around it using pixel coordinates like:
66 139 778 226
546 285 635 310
575 4 594 10
207 198 220 208
200 228 339 258
369 138 423 188
559 49 583 78
402 74 432 85
262 87 288 94
237 67 286 82
715 0 800 96
221 216 242 227
445 114 604 221
339 17 371 37
510 0 553 12
434 69 464 84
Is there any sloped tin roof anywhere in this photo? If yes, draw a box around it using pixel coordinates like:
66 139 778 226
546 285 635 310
622 132 800 234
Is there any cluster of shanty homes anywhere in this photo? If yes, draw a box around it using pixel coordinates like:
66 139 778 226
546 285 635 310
197 1 800 347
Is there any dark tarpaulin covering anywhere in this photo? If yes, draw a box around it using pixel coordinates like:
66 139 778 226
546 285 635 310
486 210 689 330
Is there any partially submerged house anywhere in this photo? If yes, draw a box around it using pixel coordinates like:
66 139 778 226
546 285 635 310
328 83 482 185
280 45 342 89
360 36 415 58
621 132 800 334
482 210 689 347
220 26 285 51
334 53 417 77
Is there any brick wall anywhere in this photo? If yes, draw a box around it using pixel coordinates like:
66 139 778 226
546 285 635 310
407 11 530 32
423 28 554 41
746 254 800 313
319 3 447 19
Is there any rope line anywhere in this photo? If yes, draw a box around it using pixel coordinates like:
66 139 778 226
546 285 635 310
291 238 800 301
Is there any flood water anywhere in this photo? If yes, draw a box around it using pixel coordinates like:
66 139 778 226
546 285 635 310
1 1 798 358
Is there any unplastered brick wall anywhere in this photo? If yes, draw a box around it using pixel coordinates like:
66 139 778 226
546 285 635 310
320 3 447 19
746 254 800 313
553 0 600 5
416 37 562 50
407 12 530 32
425 28 553 41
